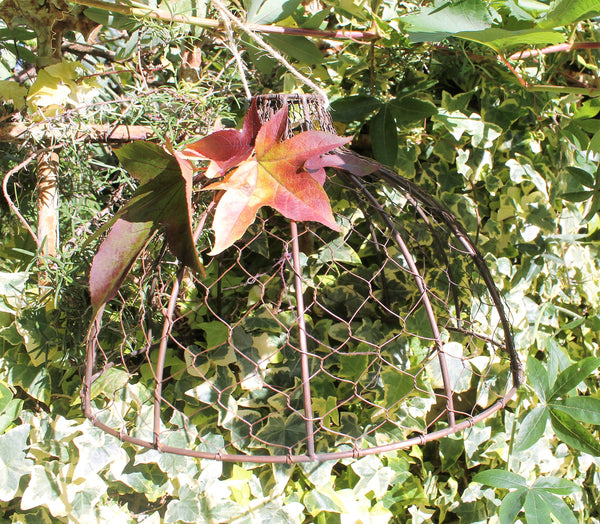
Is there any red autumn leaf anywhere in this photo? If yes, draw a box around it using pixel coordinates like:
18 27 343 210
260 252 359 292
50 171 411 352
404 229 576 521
203 106 351 255
182 99 262 178
89 141 203 311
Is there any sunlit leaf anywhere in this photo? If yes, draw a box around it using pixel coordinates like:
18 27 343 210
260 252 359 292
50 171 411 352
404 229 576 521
549 356 600 400
498 489 527 524
21 464 67 517
523 490 552 524
183 99 261 177
457 27 565 50
351 455 394 498
245 0 302 24
203 106 348 254
164 484 201 523
527 356 549 402
549 396 600 425
532 476 580 495
0 80 28 110
303 485 346 515
473 469 528 490
534 490 578 524
0 424 33 502
514 405 549 451
539 0 600 28
401 0 493 42
550 409 600 456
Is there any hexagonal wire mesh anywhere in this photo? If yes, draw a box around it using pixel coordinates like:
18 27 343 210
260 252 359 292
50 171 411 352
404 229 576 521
82 94 523 464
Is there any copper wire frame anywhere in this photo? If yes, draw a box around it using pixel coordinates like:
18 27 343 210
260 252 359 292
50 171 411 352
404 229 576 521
82 95 523 464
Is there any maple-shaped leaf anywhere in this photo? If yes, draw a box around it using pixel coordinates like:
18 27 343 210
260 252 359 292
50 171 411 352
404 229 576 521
204 106 351 255
182 99 262 178
89 141 203 311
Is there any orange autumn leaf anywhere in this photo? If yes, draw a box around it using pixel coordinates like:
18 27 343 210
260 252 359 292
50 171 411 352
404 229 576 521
203 105 351 255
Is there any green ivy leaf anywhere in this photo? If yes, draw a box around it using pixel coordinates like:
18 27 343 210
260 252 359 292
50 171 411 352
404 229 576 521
550 409 600 456
381 367 416 407
0 424 33 502
164 484 202 523
8 365 51 404
0 381 12 413
253 413 306 451
21 464 66 517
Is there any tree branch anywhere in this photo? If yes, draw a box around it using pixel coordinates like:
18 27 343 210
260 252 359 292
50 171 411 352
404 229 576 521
509 42 600 60
68 0 378 42
0 123 155 143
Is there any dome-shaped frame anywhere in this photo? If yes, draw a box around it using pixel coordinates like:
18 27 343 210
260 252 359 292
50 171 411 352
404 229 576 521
82 94 523 464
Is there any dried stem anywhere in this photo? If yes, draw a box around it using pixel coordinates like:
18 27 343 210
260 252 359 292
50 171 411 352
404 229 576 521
2 151 41 247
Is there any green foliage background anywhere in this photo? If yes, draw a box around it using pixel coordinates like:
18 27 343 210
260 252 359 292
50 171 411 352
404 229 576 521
1 0 600 522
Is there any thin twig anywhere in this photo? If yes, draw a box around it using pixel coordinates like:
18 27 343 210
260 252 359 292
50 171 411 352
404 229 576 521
2 151 42 247
210 0 328 103
213 1 252 99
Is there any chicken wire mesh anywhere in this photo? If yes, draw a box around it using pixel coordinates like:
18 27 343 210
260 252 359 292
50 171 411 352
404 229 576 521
82 94 523 463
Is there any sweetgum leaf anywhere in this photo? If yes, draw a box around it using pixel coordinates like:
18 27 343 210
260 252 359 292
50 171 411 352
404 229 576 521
204 106 350 255
90 141 202 310
182 99 261 177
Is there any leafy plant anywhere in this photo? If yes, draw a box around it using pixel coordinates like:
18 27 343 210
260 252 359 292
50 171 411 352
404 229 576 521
473 469 581 524
515 356 600 456
4 0 600 522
